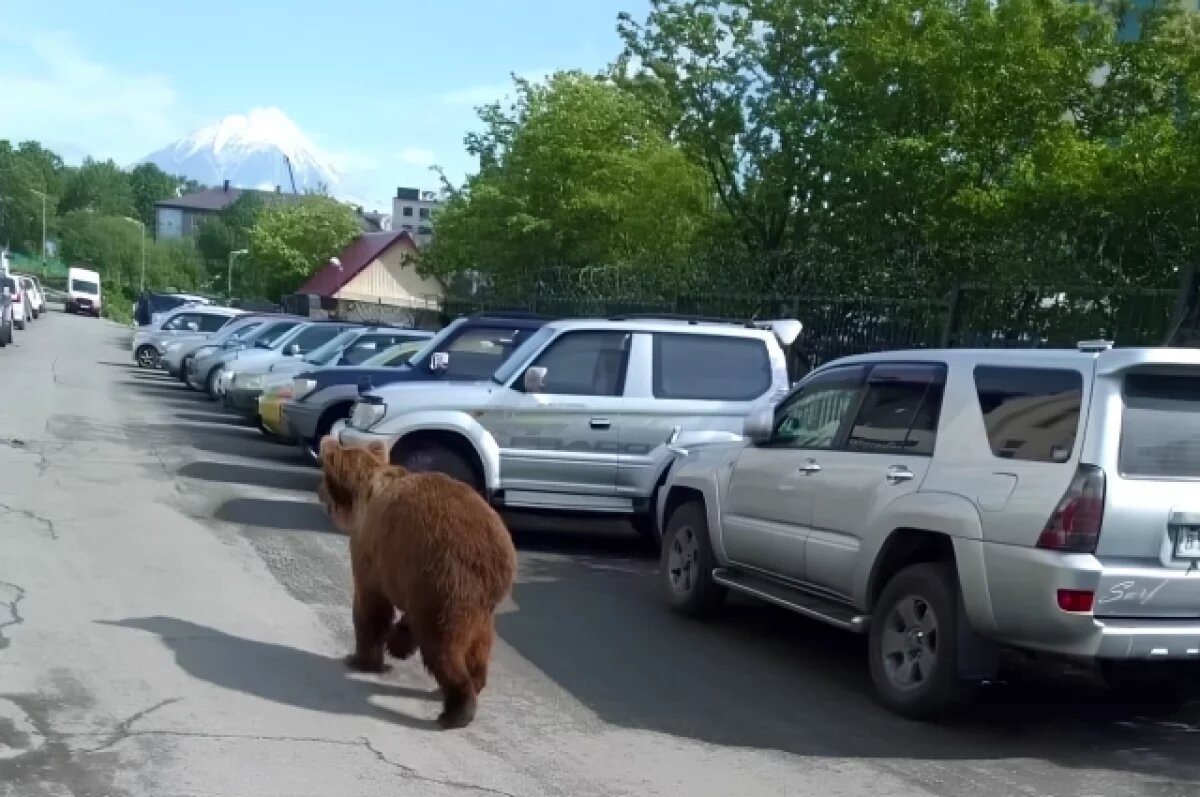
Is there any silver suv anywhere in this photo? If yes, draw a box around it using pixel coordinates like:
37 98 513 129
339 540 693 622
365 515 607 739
334 316 801 541
658 342 1200 718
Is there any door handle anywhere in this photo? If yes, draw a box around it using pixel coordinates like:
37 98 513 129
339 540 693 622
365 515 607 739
589 418 611 429
798 459 821 474
886 465 915 485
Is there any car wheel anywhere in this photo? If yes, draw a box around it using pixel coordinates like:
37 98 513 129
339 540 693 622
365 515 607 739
205 367 224 400
396 443 481 493
661 500 726 618
868 562 972 720
135 345 159 369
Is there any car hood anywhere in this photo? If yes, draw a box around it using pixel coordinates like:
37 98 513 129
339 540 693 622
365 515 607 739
223 349 282 370
298 364 430 390
364 380 501 413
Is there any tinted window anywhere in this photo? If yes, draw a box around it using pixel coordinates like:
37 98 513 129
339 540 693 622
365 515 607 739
770 365 865 449
71 279 98 294
653 333 772 401
289 326 348 353
197 313 231 332
162 313 201 331
847 364 946 455
442 326 536 379
1120 372 1200 479
525 331 631 396
974 366 1083 462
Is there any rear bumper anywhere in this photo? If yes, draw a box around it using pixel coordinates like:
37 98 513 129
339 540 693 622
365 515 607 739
984 542 1200 660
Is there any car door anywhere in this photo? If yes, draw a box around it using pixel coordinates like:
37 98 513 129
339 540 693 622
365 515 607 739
803 362 947 597
721 365 868 582
488 330 632 504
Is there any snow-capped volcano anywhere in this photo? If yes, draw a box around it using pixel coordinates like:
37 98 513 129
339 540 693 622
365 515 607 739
137 107 342 194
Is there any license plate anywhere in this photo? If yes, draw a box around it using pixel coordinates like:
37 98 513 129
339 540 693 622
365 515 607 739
1174 525 1200 559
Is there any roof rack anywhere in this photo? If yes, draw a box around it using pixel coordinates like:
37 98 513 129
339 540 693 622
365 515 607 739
607 313 741 325
467 310 556 321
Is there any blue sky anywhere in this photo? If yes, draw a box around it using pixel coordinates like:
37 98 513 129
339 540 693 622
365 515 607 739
0 0 649 211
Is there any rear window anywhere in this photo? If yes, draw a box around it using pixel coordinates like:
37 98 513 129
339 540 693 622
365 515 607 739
71 279 99 294
653 333 772 401
1120 372 1200 479
974 366 1083 463
197 313 230 332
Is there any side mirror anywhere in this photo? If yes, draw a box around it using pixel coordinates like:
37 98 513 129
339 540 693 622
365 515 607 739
429 351 450 372
744 406 775 445
524 366 548 393
286 343 300 356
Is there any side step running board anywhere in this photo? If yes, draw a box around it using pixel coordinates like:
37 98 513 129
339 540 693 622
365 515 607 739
712 568 870 633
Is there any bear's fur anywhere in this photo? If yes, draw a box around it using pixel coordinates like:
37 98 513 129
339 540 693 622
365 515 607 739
317 437 517 729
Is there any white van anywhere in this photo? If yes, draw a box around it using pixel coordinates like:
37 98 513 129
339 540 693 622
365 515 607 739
66 267 102 316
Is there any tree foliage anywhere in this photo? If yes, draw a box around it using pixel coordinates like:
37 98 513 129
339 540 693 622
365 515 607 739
246 196 361 300
421 71 717 293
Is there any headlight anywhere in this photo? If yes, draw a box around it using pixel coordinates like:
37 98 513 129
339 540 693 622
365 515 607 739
194 345 217 359
350 398 386 430
234 373 265 390
293 377 318 401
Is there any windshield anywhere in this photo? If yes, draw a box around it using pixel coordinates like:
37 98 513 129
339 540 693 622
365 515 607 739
364 340 428 367
71 279 99 294
304 329 360 365
252 320 301 348
228 321 261 339
403 318 468 366
491 325 554 384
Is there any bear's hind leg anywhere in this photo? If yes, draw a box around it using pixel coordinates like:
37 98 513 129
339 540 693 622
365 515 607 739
465 619 494 695
421 632 478 729
344 587 393 673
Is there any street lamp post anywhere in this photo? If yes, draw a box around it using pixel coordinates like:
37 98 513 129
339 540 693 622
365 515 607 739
228 249 249 298
121 217 146 292
29 189 46 263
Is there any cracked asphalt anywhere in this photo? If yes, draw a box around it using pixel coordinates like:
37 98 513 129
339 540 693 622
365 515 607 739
1 308 1199 796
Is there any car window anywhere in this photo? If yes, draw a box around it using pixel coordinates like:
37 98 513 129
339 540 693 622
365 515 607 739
162 313 202 331
70 278 99 294
1 277 15 291
304 329 361 364
524 330 631 396
1119 372 1200 479
846 364 946 456
769 365 866 449
197 313 231 333
974 365 1083 462
256 321 301 347
289 326 348 353
230 322 261 339
652 333 773 401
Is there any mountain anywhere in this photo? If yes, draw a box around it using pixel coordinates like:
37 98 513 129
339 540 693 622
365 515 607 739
137 107 342 195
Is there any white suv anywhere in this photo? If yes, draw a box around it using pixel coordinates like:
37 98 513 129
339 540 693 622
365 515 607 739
335 316 801 541
658 342 1200 718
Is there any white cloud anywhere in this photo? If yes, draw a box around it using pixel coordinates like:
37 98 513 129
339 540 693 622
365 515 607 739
439 69 553 107
396 147 436 167
0 31 191 164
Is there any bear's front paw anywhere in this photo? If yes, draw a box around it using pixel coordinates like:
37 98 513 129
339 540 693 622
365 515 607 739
343 653 392 674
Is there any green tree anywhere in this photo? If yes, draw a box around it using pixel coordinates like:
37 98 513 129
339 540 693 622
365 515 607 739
128 163 183 228
56 210 142 288
422 70 716 294
60 158 135 217
0 140 64 255
246 196 360 300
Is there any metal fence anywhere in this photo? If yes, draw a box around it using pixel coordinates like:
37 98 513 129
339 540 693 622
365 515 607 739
440 274 1197 376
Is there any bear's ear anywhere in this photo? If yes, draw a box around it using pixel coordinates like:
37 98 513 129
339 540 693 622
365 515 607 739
366 440 388 463
318 435 342 466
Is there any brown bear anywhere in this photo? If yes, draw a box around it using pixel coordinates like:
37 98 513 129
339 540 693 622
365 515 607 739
317 436 517 729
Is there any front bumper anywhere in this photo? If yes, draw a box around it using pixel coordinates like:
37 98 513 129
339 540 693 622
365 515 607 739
281 399 322 441
259 395 293 438
331 419 393 451
223 385 264 418
985 543 1200 661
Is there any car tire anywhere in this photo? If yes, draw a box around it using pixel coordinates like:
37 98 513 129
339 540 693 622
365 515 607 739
205 367 223 400
660 500 726 619
868 562 973 720
14 317 24 331
395 443 481 493
305 405 352 466
135 345 159 369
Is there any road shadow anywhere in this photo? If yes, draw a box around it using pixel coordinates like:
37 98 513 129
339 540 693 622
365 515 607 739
174 410 243 426
495 554 1200 783
215 496 335 533
99 616 441 730
179 460 321 493
190 435 306 465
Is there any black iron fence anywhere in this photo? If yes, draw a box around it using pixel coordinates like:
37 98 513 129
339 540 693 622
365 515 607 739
440 270 1200 376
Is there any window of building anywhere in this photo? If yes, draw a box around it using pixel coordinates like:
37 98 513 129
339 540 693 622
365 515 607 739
402 206 414 217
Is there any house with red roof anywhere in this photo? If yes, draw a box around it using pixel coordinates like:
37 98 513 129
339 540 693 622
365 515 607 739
295 229 444 318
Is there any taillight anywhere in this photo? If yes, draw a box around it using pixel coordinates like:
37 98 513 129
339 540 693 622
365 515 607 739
1056 589 1095 613
1036 465 1106 553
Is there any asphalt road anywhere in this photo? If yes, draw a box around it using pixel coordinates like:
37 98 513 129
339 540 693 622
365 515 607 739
1 308 1198 797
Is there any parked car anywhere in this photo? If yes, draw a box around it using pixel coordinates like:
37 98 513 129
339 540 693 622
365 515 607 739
259 337 432 441
0 277 14 346
229 325 433 431
134 291 213 328
161 313 284 379
6 277 30 330
18 276 44 319
333 315 802 542
131 305 244 369
186 316 307 396
652 341 1200 720
219 320 359 417
283 313 550 463
65 266 102 316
